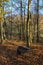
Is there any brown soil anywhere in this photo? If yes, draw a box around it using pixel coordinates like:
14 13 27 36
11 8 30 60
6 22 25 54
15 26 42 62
0 40 43 65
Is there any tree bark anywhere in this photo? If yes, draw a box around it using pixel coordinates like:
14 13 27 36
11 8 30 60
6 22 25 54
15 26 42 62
37 0 39 42
26 0 32 47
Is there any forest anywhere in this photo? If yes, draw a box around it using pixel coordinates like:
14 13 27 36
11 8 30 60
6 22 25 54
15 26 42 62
0 0 43 65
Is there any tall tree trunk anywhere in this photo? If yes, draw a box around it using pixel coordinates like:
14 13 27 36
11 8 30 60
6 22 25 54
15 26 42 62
20 0 23 40
10 1 13 40
26 0 30 47
26 0 32 47
37 0 39 42
0 19 3 44
29 13 32 44
23 6 26 40
33 15 37 43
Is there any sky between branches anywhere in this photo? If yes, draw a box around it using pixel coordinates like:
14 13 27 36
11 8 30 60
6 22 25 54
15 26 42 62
4 0 43 16
30 0 43 15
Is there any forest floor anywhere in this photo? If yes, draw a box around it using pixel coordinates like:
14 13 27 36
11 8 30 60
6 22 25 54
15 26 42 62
0 40 43 65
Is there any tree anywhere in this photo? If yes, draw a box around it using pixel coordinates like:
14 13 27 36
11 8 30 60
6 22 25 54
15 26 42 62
36 0 39 42
26 0 32 47
0 0 9 44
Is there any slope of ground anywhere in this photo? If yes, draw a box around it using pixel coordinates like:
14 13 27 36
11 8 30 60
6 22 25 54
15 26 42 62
0 40 43 65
